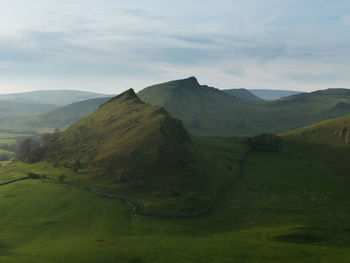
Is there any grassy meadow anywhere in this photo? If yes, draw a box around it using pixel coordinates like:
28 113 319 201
1 138 350 262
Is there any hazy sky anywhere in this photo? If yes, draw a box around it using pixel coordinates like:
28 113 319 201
0 0 349 94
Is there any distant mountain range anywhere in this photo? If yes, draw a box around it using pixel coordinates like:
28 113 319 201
248 89 304 100
222 89 262 101
0 101 56 119
1 77 350 137
0 90 112 106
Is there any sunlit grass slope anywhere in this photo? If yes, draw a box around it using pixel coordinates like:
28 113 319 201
282 114 350 147
1 147 350 262
282 114 350 180
49 88 192 179
38 90 250 214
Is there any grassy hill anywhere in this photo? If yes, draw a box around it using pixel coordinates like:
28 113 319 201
222 88 262 101
261 89 350 133
249 89 304 100
0 90 112 106
138 77 269 136
139 78 350 136
36 89 235 213
48 89 192 175
0 97 111 132
282 114 350 147
281 114 350 178
1 138 350 262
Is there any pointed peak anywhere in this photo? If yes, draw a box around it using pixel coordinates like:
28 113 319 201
105 89 142 105
114 89 139 100
118 88 138 99
178 76 200 86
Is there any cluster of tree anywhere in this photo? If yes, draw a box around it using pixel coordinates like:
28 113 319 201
246 133 282 152
16 129 61 163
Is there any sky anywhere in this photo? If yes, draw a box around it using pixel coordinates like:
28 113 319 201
0 0 349 94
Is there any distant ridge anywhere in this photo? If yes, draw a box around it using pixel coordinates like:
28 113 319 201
38 97 112 128
0 90 113 106
249 89 303 100
222 88 262 101
138 76 267 136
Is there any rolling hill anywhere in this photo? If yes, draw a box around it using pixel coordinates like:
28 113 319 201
249 89 304 100
282 114 350 177
36 97 111 129
260 88 350 133
138 77 269 136
0 97 111 133
4 79 350 137
282 114 350 147
139 77 350 136
0 90 112 106
0 101 56 118
37 89 217 212
47 89 192 174
222 88 262 101
2 82 350 262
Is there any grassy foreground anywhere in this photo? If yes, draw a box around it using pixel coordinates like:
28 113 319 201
1 138 350 262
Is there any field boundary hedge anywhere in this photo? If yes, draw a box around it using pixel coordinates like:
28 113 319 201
0 177 30 187
3 149 347 219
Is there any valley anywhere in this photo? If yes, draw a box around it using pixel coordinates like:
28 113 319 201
0 79 350 262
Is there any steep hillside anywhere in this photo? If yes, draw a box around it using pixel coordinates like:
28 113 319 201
138 77 268 136
0 90 112 106
222 88 262 101
249 89 303 100
47 89 192 180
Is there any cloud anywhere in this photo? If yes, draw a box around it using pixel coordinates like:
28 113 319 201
0 0 349 93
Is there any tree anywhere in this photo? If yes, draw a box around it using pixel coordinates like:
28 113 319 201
246 133 282 152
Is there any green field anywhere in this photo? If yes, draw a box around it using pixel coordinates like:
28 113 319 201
0 132 31 145
1 138 350 262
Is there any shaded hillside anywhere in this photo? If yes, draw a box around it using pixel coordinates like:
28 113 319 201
249 89 303 100
138 77 268 136
47 89 192 180
0 90 112 106
222 88 262 101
